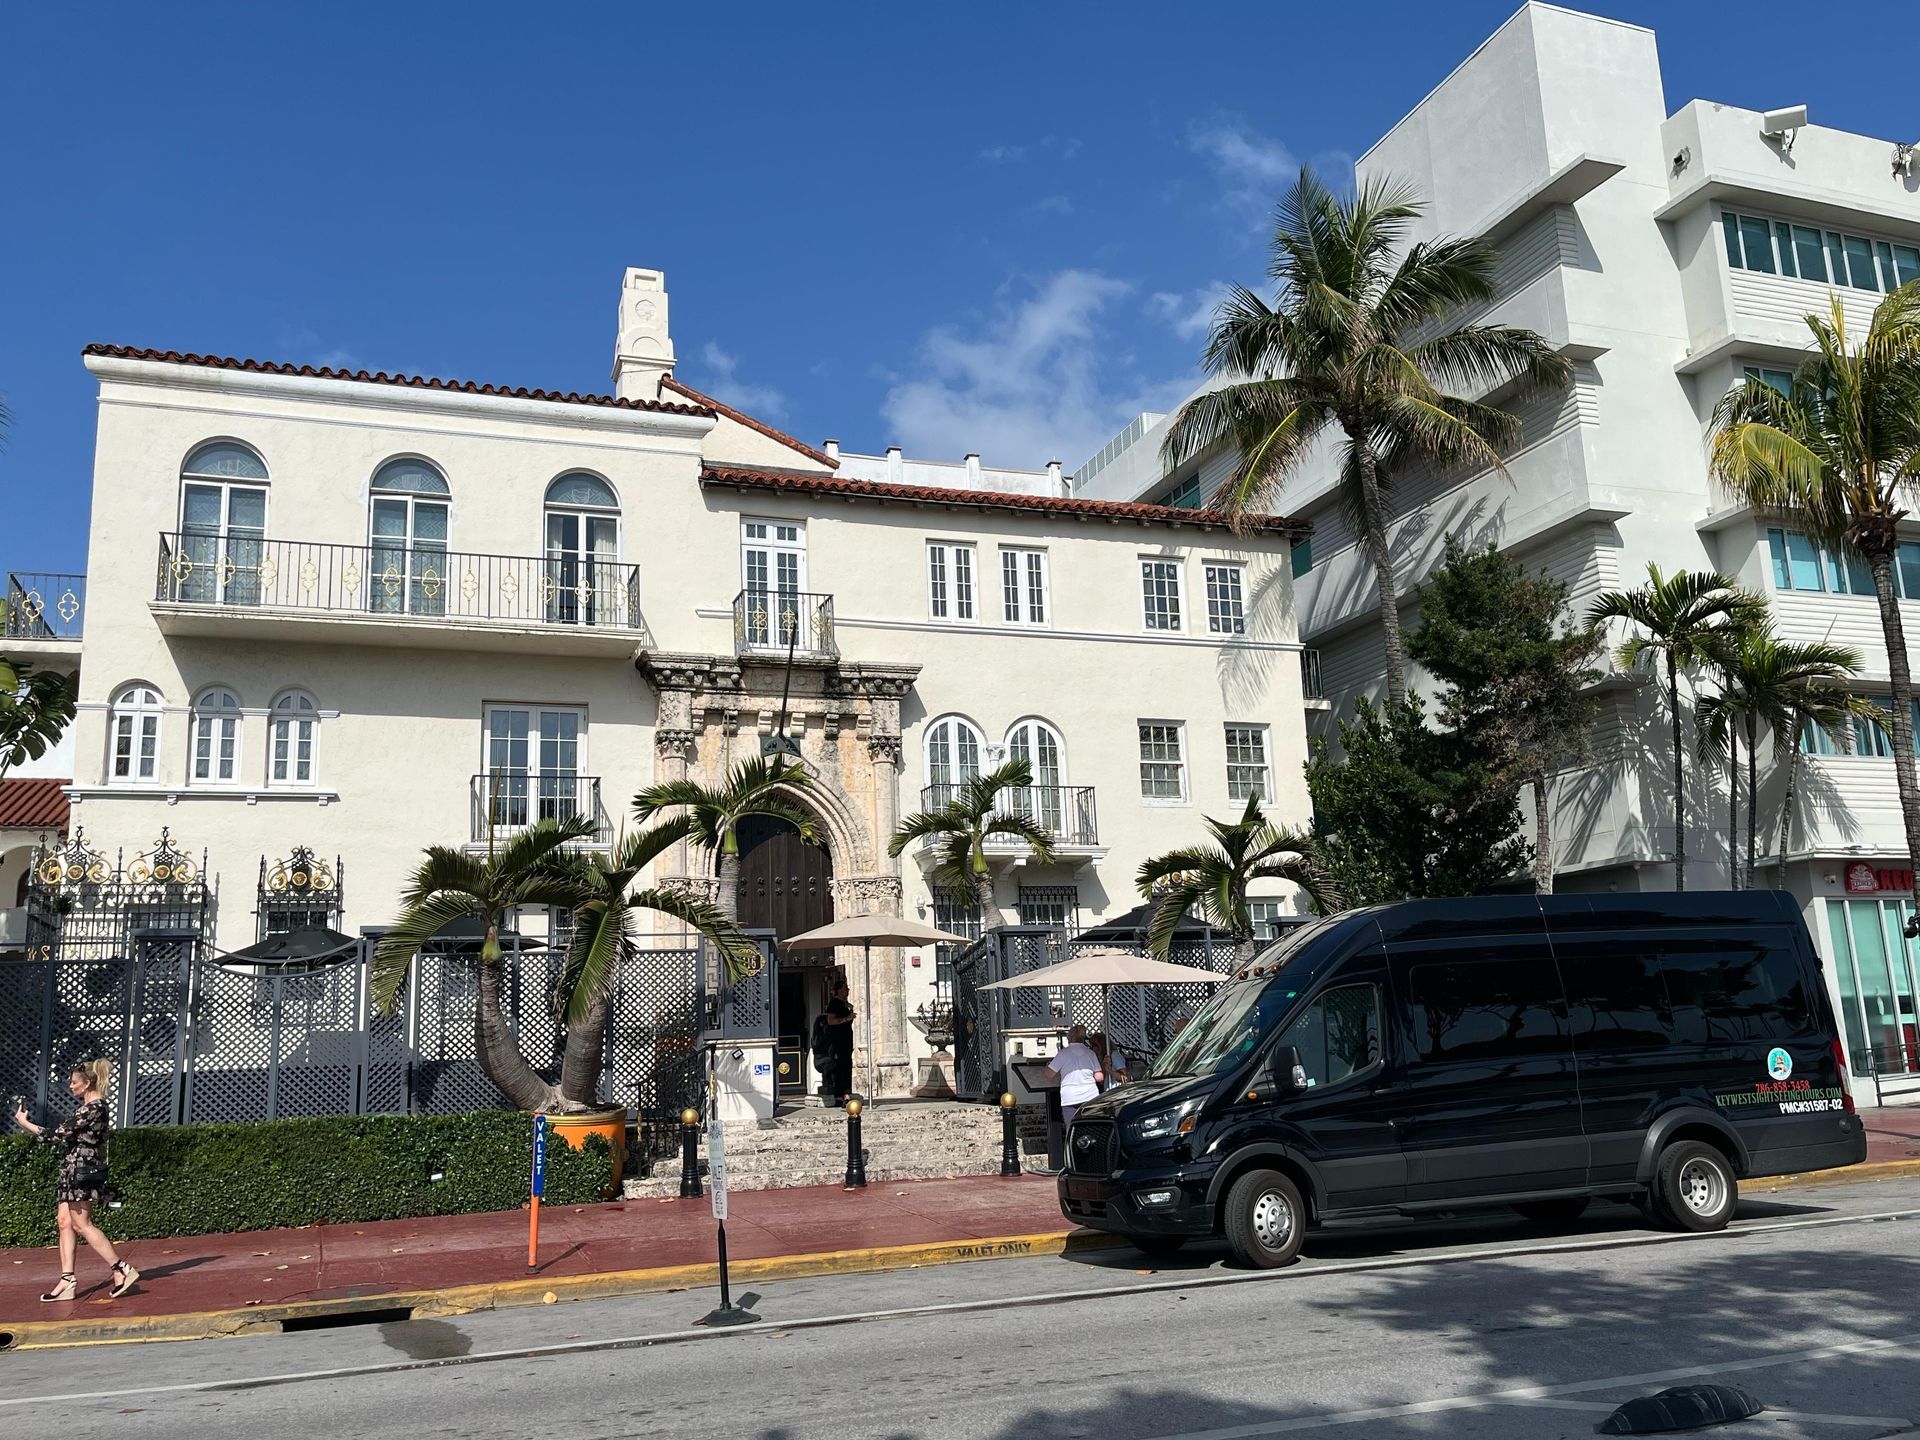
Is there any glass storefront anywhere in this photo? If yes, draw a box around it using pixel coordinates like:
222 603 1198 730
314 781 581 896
1824 896 1920 1078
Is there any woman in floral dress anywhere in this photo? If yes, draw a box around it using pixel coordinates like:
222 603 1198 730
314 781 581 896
12 1059 139 1301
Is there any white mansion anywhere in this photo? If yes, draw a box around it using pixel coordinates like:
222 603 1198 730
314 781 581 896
1 268 1313 1099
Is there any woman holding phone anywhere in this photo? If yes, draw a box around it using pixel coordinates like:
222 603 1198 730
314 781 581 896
12 1059 139 1301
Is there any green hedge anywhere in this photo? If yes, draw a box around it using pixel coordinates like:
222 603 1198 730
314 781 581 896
0 1111 613 1248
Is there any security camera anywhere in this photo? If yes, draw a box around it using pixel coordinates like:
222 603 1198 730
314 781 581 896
731 1047 744 1061
1762 105 1808 150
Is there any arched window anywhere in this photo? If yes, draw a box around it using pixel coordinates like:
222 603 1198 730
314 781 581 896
179 441 268 606
1005 717 1067 832
269 691 320 786
191 687 242 784
925 715 984 797
109 683 164 783
369 458 450 617
543 473 621 627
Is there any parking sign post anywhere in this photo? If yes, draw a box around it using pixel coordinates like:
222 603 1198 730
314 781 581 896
699 1045 758 1327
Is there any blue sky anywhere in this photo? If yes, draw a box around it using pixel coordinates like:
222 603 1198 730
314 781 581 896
3 1 1913 573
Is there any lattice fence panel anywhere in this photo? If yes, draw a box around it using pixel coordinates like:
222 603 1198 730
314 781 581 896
0 961 54 1115
408 957 500 1115
183 960 272 1123
614 946 702 1160
128 938 191 1126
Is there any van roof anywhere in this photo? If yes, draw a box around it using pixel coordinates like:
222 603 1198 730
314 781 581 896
1358 890 1799 947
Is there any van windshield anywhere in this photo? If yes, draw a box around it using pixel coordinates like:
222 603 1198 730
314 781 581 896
1147 919 1334 1079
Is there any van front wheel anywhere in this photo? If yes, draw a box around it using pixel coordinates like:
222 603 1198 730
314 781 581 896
1223 1169 1306 1269
1654 1141 1737 1232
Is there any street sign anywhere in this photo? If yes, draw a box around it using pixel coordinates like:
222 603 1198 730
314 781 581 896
531 1113 548 1199
707 1106 728 1221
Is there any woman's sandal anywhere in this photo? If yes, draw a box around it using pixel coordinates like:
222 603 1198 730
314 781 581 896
39 1272 76 1302
110 1260 140 1297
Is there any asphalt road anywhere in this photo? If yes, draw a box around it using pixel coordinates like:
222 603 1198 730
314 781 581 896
5 1176 1920 1440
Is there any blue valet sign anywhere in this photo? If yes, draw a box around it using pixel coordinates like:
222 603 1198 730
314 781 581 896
527 1113 548 1268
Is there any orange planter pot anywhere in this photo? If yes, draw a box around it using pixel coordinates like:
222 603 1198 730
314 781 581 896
548 1107 627 1195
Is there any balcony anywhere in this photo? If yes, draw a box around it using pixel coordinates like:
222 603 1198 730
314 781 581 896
152 534 649 656
732 589 837 663
469 774 612 848
917 783 1103 864
3 571 85 659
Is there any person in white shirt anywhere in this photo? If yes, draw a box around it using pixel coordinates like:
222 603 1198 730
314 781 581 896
1048 1024 1104 1129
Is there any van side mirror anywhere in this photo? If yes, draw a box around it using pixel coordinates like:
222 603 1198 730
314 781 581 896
1245 1045 1307 1102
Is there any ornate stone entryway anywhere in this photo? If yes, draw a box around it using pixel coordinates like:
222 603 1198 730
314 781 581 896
638 651 920 1095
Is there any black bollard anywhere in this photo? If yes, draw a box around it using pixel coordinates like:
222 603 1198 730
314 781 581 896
999 1091 1021 1176
678 1107 703 1199
843 1099 868 1189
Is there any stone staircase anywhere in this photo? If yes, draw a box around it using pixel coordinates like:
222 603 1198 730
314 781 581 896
623 1098 1023 1199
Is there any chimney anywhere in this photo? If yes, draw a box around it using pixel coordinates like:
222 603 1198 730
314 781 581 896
886 446 903 484
823 439 841 460
1047 459 1063 493
611 267 677 401
964 452 982 487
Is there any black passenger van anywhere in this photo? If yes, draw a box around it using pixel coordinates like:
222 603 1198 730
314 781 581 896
1058 892 1866 1268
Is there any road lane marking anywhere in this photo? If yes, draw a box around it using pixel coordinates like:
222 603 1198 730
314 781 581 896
1493 1398 1909 1427
4 1205 1918 1407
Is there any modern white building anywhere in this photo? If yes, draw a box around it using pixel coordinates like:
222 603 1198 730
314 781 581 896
826 444 1066 498
1075 3 1920 1092
6 266 1315 1105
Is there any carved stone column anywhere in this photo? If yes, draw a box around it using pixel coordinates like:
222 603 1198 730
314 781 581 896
831 874 909 1095
652 686 698 887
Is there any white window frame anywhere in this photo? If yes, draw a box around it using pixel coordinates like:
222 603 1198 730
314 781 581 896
1000 546 1049 626
927 541 978 622
269 690 321 788
924 714 986 794
1141 557 1184 632
1138 720 1188 805
1205 561 1247 636
190 687 243 785
1224 722 1273 803
481 702 588 832
109 683 164 785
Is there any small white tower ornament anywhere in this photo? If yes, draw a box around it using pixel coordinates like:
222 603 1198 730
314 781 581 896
612 267 676 400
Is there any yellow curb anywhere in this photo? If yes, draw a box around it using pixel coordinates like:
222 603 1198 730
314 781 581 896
0 1229 1112 1350
1750 1157 1920 1192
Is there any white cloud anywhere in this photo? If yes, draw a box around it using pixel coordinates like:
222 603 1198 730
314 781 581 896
979 144 1028 164
698 342 789 421
978 135 1082 166
880 269 1196 469
1148 283 1231 343
1186 119 1297 232
1033 193 1075 217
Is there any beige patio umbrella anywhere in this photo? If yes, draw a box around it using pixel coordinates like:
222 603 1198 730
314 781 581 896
981 946 1226 1050
782 912 971 1104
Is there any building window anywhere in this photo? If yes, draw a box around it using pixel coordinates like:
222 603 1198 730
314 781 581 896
191 687 242 784
109 683 164 783
1766 528 1920 598
1205 562 1246 635
369 458 451 617
927 542 976 621
931 893 982 1005
179 441 269 607
1743 365 1794 397
1723 210 1920 294
1138 721 1187 803
1852 697 1920 759
1017 885 1080 931
1001 547 1048 625
1798 717 1841 756
1291 536 1314 578
925 715 984 793
1141 559 1183 631
741 518 807 646
1225 724 1272 802
1247 900 1289 941
1151 474 1203 509
270 691 320 786
543 473 620 627
1006 717 1068 834
483 704 584 830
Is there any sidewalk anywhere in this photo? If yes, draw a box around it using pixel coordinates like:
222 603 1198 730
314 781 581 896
5 1108 1919 1350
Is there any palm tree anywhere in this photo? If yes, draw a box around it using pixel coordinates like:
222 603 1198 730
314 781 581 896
888 759 1056 927
631 757 819 921
1710 288 1920 895
1698 630 1864 889
0 660 77 783
556 823 762 1104
1136 795 1340 965
1591 566 1766 891
371 817 601 1113
1162 167 1571 705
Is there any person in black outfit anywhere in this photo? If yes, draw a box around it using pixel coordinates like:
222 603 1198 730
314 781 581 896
13 1059 139 1302
822 977 856 1103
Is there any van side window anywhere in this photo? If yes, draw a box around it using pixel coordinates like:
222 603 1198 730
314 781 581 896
1658 939 1812 1043
1561 949 1675 1051
1409 957 1568 1063
1275 985 1379 1088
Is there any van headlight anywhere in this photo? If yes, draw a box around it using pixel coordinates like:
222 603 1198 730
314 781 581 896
1127 1097 1203 1146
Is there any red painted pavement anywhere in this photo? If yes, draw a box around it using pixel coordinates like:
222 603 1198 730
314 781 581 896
0 1174 1068 1327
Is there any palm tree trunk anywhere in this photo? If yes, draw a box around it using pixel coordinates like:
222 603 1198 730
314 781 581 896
1745 714 1759 892
558 985 611 1109
1727 724 1740 891
1531 773 1554 895
973 863 999 931
717 833 741 923
1233 933 1259 967
475 937 559 1112
1352 442 1407 708
1776 709 1803 886
1669 651 1686 892
1867 552 1920 898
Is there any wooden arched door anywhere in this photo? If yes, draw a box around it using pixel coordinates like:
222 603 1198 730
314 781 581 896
736 815 833 1096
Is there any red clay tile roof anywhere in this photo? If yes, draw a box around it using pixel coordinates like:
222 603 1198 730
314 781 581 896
700 465 1306 535
662 378 840 469
83 345 715 418
0 778 69 832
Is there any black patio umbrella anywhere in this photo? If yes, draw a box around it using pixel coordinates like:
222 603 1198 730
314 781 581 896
216 926 360 966
424 914 547 952
1074 901 1214 945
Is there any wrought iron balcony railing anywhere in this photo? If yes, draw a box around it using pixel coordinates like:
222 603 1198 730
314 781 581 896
732 589 837 659
469 774 612 846
918 783 1099 849
155 533 645 633
4 572 85 640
